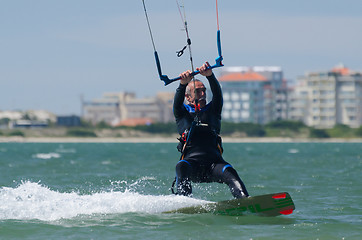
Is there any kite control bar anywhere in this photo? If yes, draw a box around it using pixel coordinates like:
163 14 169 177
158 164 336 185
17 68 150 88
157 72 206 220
155 30 223 86
142 0 223 86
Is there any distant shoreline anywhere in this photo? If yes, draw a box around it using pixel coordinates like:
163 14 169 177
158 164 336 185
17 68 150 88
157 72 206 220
1 136 362 143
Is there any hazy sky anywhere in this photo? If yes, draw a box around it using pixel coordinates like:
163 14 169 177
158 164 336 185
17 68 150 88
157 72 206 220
1 0 361 115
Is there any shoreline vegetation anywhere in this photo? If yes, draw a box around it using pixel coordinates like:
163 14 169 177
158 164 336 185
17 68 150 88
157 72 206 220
1 121 362 143
1 137 362 143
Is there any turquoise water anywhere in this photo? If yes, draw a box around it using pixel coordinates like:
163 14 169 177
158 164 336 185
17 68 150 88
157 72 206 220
0 142 361 239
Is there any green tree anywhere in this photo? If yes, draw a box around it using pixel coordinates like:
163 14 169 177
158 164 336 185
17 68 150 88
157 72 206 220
221 122 266 137
79 119 93 128
8 130 25 137
0 118 10 125
134 122 177 134
66 129 97 137
356 126 362 137
96 121 111 129
327 124 352 138
309 128 330 138
265 120 306 132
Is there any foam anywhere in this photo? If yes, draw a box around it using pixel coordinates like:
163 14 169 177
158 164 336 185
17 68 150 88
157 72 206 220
0 181 210 221
32 152 61 159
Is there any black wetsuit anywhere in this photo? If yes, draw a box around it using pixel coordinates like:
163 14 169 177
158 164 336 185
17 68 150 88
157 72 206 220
173 74 249 198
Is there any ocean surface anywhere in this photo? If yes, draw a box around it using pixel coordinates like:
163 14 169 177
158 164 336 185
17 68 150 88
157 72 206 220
0 142 361 240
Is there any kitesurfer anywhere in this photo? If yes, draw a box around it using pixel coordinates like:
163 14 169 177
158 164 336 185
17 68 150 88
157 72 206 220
173 61 249 199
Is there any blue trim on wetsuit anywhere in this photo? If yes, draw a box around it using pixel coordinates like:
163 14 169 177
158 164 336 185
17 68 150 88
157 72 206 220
222 164 232 173
178 159 191 166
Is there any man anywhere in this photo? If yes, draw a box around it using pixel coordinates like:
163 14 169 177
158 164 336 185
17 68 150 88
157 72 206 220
173 61 249 198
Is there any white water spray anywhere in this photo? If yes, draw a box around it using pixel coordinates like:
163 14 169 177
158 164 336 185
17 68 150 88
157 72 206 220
0 181 210 221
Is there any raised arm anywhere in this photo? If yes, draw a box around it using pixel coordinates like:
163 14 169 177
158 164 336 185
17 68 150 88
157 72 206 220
198 62 223 115
173 70 193 119
173 83 187 119
207 73 223 115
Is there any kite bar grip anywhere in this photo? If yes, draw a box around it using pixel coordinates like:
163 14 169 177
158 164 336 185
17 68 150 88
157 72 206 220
154 51 163 77
217 30 222 59
154 51 173 85
162 63 223 86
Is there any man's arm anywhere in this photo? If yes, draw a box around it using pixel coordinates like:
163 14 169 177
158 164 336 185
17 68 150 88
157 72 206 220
207 74 223 115
173 83 187 119
174 69 193 119
197 62 223 115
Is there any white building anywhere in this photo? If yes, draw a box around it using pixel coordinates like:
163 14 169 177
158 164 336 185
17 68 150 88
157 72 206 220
289 64 362 128
0 110 56 129
218 66 289 124
82 92 131 125
82 92 174 126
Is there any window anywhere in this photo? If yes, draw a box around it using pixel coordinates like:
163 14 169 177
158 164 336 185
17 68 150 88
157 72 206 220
243 102 250 109
224 92 230 100
241 111 250 119
222 111 230 119
224 102 232 109
343 99 355 104
241 93 250 101
231 110 239 119
231 92 239 101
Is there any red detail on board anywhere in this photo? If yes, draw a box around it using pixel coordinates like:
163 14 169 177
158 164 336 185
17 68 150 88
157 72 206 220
272 193 287 199
280 209 294 215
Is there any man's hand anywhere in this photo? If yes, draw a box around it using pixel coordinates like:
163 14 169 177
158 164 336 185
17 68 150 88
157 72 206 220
180 70 192 85
197 62 212 77
180 62 212 85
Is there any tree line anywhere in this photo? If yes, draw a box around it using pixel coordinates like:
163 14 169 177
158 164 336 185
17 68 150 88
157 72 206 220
1 120 362 138
80 120 362 138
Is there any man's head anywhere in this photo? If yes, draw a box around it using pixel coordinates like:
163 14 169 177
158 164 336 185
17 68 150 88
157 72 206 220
185 79 207 108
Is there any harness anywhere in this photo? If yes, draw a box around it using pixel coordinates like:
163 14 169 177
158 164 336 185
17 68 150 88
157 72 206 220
177 123 223 157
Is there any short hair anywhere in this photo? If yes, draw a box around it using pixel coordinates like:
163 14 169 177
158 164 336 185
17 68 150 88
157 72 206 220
185 79 203 96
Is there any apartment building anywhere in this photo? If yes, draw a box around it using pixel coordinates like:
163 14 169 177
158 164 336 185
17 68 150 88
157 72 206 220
82 93 127 125
82 92 174 126
289 64 362 128
218 66 289 124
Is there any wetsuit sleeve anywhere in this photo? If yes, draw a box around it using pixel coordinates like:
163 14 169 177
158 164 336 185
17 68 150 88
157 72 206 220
207 73 223 115
173 83 188 119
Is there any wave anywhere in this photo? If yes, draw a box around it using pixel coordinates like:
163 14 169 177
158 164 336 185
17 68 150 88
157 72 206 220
32 153 61 159
0 181 210 221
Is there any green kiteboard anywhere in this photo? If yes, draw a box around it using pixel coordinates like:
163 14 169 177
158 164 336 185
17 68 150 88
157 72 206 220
164 192 295 216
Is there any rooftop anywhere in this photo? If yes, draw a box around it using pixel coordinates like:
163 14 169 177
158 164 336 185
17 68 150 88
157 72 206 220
219 72 267 82
331 66 350 75
115 118 153 127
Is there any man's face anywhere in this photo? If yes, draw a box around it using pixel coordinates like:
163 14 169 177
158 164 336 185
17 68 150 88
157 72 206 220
186 81 207 107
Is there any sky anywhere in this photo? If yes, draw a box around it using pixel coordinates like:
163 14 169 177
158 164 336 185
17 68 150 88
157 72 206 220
1 0 361 115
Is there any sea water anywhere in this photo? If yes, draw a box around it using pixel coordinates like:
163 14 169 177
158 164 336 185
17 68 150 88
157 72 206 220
0 142 361 239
